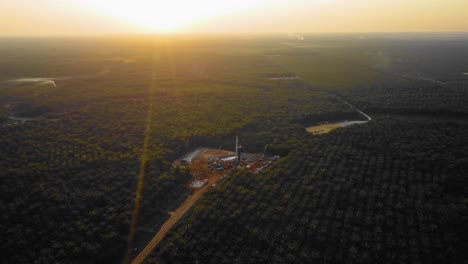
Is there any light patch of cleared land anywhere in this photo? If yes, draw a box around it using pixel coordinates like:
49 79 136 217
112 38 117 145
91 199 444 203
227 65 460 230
306 123 342 134
463 73 468 76
306 121 370 135
268 76 298 80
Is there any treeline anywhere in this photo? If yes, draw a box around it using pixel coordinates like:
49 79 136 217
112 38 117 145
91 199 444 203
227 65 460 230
148 117 467 264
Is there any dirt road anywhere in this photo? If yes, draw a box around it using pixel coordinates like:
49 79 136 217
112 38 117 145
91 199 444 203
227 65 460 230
337 96 372 121
131 173 221 264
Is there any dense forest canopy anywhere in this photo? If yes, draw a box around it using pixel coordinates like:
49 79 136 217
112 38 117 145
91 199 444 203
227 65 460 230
0 34 467 263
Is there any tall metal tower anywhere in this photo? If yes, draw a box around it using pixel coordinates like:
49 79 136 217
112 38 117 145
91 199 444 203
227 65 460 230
235 134 241 163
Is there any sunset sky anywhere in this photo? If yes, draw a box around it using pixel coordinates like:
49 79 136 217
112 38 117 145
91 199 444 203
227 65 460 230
1 0 467 36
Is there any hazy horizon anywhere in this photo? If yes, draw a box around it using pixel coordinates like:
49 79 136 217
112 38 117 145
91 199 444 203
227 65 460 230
1 0 467 36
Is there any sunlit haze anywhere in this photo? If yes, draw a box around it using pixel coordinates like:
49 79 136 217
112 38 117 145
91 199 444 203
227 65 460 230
0 0 467 35
72 0 271 32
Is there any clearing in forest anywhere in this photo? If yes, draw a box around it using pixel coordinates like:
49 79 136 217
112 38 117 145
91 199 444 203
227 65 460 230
306 123 342 134
131 148 277 264
185 148 234 189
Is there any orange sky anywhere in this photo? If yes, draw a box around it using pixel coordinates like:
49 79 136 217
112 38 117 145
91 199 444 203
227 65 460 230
0 0 467 36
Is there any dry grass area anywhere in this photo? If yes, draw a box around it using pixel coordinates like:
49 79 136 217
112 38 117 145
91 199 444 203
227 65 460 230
306 123 342 134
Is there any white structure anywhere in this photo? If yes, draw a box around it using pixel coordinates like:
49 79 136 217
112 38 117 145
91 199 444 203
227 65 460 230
181 148 202 164
190 179 208 188
221 156 237 162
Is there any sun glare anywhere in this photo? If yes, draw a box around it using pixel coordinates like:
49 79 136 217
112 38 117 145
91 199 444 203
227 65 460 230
74 0 271 32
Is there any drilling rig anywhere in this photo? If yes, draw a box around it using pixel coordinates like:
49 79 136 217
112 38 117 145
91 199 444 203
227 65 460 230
235 134 242 164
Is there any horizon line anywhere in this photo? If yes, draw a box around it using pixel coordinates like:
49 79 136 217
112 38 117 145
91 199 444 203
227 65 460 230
1 31 468 38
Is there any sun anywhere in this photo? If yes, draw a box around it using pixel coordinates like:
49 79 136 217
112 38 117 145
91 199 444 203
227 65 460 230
73 0 271 32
